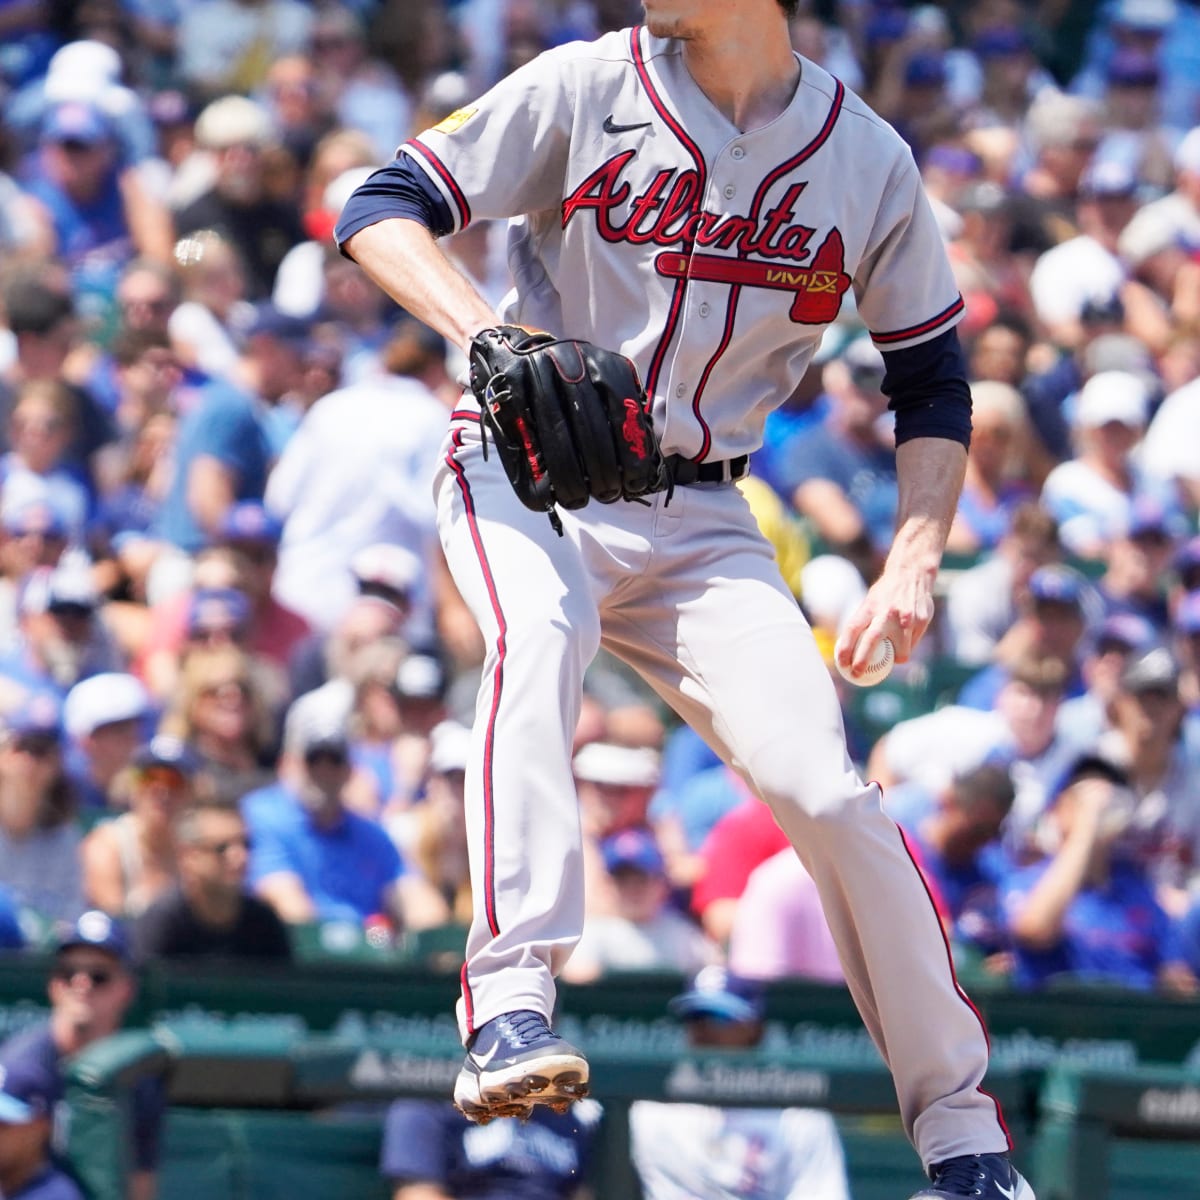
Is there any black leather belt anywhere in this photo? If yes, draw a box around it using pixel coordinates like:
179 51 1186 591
665 454 750 485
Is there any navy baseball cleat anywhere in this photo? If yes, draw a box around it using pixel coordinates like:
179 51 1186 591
453 1010 590 1124
910 1153 1035 1199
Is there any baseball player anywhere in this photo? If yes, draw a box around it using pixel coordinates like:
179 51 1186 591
336 3 1034 1198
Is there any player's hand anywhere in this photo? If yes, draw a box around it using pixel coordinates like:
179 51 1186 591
835 559 936 677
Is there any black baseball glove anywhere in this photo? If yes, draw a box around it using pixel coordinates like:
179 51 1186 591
467 325 670 534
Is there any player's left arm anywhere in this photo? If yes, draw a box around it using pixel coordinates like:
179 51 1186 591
838 142 973 674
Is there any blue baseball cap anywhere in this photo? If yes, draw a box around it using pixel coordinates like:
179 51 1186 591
1028 564 1087 608
1174 591 1200 634
132 734 200 777
669 965 766 1023
1126 495 1186 540
904 52 947 89
216 501 283 546
601 827 666 876
1173 536 1200 574
187 586 251 638
973 26 1029 59
1094 612 1157 652
0 1052 62 1124
1080 159 1138 200
54 909 132 967
2 497 68 540
1106 48 1161 88
242 302 310 345
5 692 63 741
42 101 112 146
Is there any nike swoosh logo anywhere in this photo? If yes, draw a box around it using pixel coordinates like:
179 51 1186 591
997 1183 1016 1200
603 115 653 134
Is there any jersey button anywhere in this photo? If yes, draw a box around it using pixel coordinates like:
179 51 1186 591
723 184 736 199
731 146 745 160
698 302 711 317
675 383 687 398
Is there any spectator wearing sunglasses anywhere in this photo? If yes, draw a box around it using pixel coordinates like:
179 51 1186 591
243 703 407 930
0 911 165 1200
80 737 199 918
133 797 291 962
0 695 84 925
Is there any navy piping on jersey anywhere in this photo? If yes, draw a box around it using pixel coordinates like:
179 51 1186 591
882 326 973 448
334 154 455 253
631 24 709 410
873 294 965 345
688 77 845 461
894 820 1014 1153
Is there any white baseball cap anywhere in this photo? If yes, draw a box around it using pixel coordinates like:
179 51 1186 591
572 742 661 787
429 720 471 774
63 673 152 739
1174 125 1200 175
1073 370 1149 429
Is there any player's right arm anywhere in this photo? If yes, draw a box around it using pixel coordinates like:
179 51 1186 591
342 217 497 350
337 45 574 348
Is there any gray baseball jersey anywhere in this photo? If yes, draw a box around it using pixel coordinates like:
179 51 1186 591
386 24 1009 1173
404 27 962 462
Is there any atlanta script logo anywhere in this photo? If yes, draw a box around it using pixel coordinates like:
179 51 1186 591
561 152 851 324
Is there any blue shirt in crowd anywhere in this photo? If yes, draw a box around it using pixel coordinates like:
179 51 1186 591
156 380 272 552
242 783 404 923
1002 858 1181 990
380 1099 599 1200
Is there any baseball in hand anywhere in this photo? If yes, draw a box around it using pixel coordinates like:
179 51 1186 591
835 636 895 687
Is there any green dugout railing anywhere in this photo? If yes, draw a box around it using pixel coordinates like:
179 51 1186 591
65 1021 1029 1200
1034 1063 1200 1200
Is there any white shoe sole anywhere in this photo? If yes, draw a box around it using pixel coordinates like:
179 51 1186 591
453 1050 590 1124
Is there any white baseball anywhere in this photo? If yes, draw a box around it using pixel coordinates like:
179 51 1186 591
834 636 895 687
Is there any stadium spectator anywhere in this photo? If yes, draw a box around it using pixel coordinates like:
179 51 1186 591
166 228 252 381
689 772 792 945
134 796 291 961
1174 590 1200 714
1026 158 1138 352
158 643 275 806
629 966 851 1200
379 1094 601 1200
1002 751 1198 994
776 335 896 574
1091 496 1186 630
265 326 447 633
80 736 198 917
0 265 115 481
1041 370 1180 560
873 652 1082 862
1057 612 1159 745
1 381 90 543
956 563 1092 709
573 740 665 918
0 694 84 924
174 96 305 298
895 764 1018 968
243 704 407 928
0 911 165 1200
61 671 154 809
727 849 845 984
562 826 719 983
945 380 1036 556
19 101 173 305
154 301 297 554
1140 342 1200 516
1089 644 1200 913
0 1041 84 1200
392 719 472 931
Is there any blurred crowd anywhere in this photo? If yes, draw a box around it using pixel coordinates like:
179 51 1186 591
0 0 1197 1042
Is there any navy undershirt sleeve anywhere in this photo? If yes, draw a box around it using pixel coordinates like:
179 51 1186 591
334 154 455 256
880 326 973 448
